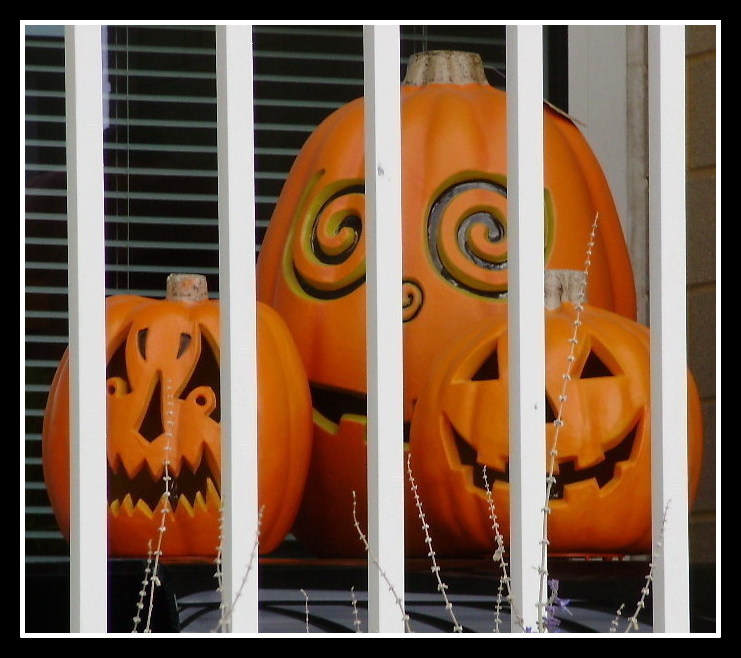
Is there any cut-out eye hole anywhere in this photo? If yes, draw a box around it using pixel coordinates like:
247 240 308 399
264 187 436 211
180 337 221 422
137 328 148 360
105 341 129 395
177 333 192 359
138 379 163 443
472 349 500 381
106 341 129 389
581 350 614 378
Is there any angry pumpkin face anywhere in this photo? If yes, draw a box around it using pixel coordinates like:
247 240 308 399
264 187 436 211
42 275 313 560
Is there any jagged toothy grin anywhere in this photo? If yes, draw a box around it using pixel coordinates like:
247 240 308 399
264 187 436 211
107 454 220 517
452 422 639 500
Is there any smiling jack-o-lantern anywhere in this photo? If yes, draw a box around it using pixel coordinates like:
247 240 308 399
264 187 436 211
256 51 637 556
42 274 313 559
407 272 703 556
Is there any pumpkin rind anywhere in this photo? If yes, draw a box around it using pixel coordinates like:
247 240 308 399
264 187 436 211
42 286 313 560
407 303 704 556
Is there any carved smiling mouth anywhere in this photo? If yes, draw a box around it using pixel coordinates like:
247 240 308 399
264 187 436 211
452 422 639 500
310 384 413 442
310 384 367 425
107 452 221 516
309 383 639 498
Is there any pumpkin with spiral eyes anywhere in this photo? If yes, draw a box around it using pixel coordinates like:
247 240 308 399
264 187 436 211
42 274 313 560
256 51 637 556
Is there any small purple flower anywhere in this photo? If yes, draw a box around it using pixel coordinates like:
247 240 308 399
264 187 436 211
544 579 572 632
544 615 561 632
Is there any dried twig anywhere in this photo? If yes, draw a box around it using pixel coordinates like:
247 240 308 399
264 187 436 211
407 453 462 632
536 215 598 632
132 378 176 633
131 541 154 632
212 505 264 633
482 466 523 632
352 491 411 633
350 586 363 633
624 502 670 633
300 589 310 633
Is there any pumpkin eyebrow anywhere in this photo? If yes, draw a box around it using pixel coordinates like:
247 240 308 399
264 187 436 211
177 332 192 359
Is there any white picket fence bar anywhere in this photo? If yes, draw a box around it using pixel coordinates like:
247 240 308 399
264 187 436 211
64 25 108 634
648 26 690 633
63 23 690 634
363 25 407 634
505 25 547 633
215 25 260 633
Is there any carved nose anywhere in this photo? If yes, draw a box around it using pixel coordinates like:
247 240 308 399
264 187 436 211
138 375 164 443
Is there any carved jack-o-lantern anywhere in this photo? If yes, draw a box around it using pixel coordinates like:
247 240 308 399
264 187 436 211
407 273 703 556
256 51 637 556
42 274 313 559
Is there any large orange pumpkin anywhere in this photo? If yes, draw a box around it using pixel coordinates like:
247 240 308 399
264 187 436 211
407 275 703 556
256 51 637 556
42 274 313 560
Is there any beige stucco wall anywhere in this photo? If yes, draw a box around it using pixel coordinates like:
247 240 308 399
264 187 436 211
685 25 716 563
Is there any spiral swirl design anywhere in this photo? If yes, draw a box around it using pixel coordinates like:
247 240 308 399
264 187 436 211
290 178 366 299
402 280 424 322
427 178 511 298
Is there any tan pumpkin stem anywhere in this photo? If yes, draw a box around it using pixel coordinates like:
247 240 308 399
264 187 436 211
544 269 587 309
166 273 209 302
402 50 489 86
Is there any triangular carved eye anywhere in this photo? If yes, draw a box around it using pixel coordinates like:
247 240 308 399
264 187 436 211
472 349 500 381
581 350 613 378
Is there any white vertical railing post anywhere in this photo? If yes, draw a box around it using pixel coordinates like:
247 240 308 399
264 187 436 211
363 25 406 633
64 24 108 633
648 25 690 634
506 24 546 633
216 25 260 633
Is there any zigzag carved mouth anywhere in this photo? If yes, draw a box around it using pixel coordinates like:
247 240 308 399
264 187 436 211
452 422 639 500
107 454 220 515
310 384 413 442
310 384 367 425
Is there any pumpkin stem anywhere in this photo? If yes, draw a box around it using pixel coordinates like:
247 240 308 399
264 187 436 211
544 270 587 309
402 50 489 86
166 273 209 302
